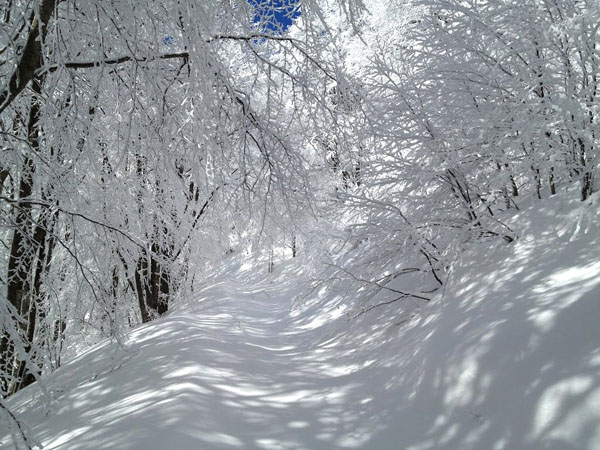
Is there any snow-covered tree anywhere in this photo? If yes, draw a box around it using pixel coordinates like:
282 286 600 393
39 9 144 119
0 0 364 397
319 0 598 312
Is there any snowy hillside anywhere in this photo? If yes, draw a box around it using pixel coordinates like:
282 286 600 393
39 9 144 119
2 191 600 449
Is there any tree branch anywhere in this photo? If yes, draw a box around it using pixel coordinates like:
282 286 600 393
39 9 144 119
0 0 57 115
37 52 190 74
0 196 144 249
2 31 329 114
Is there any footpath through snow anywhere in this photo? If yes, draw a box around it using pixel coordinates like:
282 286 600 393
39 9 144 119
2 191 600 450
1 276 403 450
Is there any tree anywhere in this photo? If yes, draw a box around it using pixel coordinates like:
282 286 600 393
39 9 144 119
319 0 598 311
0 0 364 397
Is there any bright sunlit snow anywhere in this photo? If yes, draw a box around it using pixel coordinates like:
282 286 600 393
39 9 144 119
2 191 599 450
1 1 600 449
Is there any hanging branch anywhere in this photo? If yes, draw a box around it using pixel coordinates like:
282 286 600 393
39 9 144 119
2 29 331 114
0 400 36 450
37 52 190 74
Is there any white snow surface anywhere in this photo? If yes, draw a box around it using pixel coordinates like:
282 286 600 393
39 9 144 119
2 192 600 450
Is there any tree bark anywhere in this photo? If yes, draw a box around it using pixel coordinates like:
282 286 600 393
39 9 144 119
0 0 57 114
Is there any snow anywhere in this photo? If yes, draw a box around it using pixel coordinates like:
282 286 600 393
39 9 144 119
2 192 600 450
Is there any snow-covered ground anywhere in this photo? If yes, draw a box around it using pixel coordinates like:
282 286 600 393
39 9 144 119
2 192 600 449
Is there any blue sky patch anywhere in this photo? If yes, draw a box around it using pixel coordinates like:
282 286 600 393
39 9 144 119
248 0 301 33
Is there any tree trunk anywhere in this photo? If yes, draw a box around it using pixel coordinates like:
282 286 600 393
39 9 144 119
1 80 54 395
581 171 594 201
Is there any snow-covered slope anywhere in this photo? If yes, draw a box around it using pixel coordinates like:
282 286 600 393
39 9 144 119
2 192 600 450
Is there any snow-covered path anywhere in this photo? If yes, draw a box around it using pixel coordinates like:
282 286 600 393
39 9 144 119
2 277 409 450
3 193 600 450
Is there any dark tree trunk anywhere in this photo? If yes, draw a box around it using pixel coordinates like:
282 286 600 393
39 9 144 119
549 167 556 196
1 147 36 394
134 255 151 324
0 0 57 114
134 247 172 323
1 80 57 395
13 205 58 393
582 171 594 201
532 166 542 199
578 138 594 201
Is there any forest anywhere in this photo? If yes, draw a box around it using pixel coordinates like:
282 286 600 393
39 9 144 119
1 1 599 449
